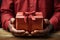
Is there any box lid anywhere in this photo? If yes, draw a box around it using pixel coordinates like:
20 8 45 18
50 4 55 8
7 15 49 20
16 12 43 18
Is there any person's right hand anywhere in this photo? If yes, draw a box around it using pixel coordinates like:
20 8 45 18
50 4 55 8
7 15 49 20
8 18 29 36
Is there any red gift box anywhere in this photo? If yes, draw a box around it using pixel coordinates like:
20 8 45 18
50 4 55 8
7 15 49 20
16 12 43 32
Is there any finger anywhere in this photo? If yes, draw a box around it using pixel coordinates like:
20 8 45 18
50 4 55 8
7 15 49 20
25 31 29 34
8 22 25 34
31 31 34 34
34 30 43 32
16 30 25 33
24 31 30 36
8 23 14 30
31 30 49 36
12 31 26 36
44 19 49 24
10 18 15 24
31 30 44 34
12 30 26 36
8 23 24 33
31 31 39 35
31 30 38 34
8 23 17 32
11 29 25 34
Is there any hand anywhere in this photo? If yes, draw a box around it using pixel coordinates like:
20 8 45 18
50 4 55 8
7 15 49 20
8 18 28 36
31 19 53 36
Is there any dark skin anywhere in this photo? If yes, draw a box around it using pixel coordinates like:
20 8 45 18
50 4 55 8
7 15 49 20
31 19 51 36
8 12 53 36
8 18 29 36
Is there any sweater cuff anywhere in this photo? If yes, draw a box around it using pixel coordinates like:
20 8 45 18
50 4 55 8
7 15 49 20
49 17 58 30
4 21 10 31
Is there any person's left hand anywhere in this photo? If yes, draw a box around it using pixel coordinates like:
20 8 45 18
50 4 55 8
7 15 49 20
31 19 53 36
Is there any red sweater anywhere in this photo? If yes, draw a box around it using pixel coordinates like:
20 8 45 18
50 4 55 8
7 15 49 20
1 0 60 30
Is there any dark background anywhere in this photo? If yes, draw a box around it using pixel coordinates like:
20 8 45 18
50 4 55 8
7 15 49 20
0 0 2 28
0 0 2 6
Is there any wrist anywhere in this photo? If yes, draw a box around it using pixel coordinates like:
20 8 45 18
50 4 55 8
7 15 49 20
44 22 54 33
5 20 10 31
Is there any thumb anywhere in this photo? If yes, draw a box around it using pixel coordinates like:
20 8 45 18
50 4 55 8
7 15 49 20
44 19 49 24
10 18 15 24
